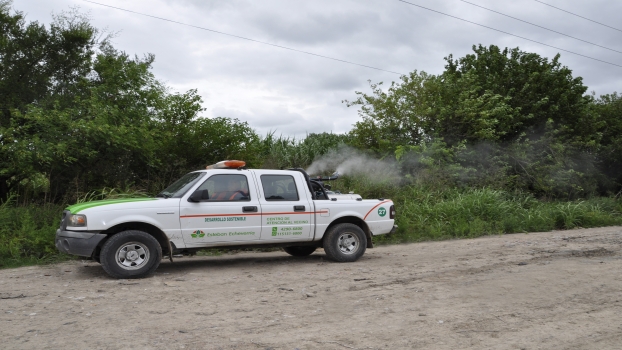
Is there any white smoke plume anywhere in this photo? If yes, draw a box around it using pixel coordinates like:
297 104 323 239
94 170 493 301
306 146 400 182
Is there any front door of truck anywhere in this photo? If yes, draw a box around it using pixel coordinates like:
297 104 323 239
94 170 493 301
254 171 313 241
179 172 262 246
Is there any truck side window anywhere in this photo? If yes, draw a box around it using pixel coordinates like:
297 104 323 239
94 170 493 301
196 174 250 201
261 175 299 201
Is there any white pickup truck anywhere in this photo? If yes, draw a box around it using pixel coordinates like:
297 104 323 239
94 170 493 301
55 161 396 278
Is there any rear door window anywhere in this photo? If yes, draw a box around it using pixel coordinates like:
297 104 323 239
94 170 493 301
260 175 299 201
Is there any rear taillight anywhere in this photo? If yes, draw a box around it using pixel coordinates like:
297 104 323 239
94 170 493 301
390 205 395 219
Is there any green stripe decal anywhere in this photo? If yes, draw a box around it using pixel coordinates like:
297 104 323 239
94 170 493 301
66 198 157 214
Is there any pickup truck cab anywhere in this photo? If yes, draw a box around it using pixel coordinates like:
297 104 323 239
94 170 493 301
55 161 396 278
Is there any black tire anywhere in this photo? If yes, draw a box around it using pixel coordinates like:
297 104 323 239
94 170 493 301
322 223 367 262
283 246 316 257
100 230 162 279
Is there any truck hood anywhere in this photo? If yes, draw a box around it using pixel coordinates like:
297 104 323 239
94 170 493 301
65 198 171 214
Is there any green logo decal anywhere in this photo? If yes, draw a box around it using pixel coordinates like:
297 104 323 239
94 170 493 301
378 207 387 217
191 230 205 238
271 227 278 236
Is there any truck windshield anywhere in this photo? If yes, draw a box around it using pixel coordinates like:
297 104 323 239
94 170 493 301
156 172 205 198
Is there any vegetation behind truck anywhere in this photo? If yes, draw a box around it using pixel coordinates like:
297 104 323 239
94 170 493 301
55 161 397 278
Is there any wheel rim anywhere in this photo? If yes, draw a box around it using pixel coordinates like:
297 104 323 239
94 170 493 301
337 232 360 255
115 242 150 270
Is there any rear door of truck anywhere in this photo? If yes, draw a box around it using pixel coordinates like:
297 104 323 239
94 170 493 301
253 170 313 241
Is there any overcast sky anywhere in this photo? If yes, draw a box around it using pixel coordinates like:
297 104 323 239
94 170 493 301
14 0 622 137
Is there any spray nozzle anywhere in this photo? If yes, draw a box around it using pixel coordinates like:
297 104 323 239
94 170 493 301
315 171 339 181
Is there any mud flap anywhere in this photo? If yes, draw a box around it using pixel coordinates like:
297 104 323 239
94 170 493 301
166 238 174 263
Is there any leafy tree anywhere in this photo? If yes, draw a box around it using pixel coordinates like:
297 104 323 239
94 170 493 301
0 2 96 121
0 3 263 202
349 45 594 150
0 1 98 199
441 45 595 147
152 111 262 192
593 92 622 192
346 71 433 153
347 45 603 198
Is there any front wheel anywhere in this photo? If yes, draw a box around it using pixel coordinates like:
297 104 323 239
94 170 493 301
323 223 367 262
100 230 162 279
283 246 316 257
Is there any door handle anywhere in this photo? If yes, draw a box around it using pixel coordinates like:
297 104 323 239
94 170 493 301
293 205 305 212
243 206 258 213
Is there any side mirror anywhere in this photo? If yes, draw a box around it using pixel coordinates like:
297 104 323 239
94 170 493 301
188 189 209 202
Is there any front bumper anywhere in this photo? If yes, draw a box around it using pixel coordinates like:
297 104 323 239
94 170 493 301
55 229 107 257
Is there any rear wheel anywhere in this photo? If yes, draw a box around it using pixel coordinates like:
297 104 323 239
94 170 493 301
100 230 162 279
323 223 366 262
283 246 316 257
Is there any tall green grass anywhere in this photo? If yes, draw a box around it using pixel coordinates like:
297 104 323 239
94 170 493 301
0 198 68 268
377 187 622 243
0 186 151 268
260 132 350 169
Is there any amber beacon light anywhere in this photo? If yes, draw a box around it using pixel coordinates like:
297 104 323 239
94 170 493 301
205 160 246 169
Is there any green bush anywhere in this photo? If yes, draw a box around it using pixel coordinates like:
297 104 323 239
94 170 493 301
0 198 68 268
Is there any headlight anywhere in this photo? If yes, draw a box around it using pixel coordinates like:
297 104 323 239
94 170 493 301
67 214 87 227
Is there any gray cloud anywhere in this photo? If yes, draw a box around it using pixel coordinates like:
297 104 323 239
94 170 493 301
15 0 622 138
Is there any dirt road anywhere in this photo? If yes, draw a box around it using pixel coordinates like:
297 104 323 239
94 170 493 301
1 227 621 350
